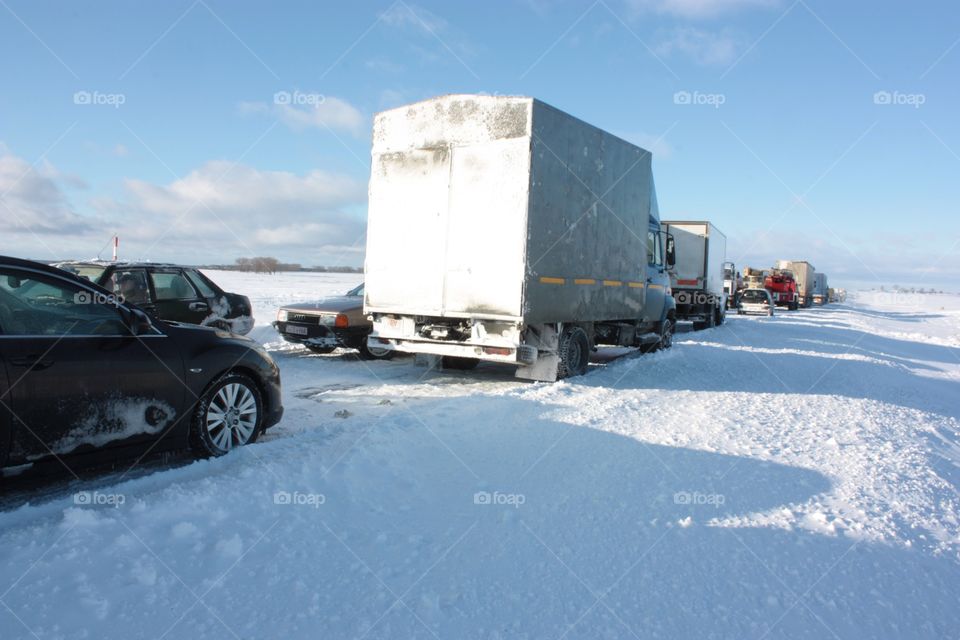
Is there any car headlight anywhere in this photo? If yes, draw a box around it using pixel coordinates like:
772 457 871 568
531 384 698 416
321 314 337 325
277 309 288 322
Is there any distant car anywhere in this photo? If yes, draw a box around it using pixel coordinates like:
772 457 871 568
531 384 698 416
0 256 283 468
273 283 392 359
738 288 775 316
56 261 254 335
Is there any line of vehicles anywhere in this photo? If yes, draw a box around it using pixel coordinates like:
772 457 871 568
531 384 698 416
0 94 843 472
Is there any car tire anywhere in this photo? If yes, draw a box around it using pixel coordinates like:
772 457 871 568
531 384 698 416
306 345 337 354
557 326 590 379
441 356 480 370
358 340 394 360
190 373 263 457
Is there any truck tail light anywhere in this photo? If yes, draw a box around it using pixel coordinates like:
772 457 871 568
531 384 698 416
483 346 512 356
335 314 349 328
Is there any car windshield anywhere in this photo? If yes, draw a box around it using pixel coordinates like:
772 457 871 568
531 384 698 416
743 290 767 302
59 264 107 282
346 283 364 297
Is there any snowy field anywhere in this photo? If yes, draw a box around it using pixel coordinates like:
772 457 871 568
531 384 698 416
2 270 960 639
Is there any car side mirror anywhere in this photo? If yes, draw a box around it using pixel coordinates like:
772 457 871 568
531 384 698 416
125 307 154 335
665 234 676 268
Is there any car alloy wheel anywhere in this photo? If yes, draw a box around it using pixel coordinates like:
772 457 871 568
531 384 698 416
191 373 263 456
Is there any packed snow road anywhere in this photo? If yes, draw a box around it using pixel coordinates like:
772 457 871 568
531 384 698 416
2 271 959 639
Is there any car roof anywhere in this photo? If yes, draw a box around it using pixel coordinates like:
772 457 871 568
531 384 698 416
56 260 188 269
1 255 115 293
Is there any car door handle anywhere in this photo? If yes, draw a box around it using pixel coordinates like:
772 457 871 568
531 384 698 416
189 302 209 312
9 355 55 370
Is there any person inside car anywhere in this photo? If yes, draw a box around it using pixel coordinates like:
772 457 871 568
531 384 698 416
118 273 148 305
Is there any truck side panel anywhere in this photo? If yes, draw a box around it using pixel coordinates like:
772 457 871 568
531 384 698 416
523 100 650 324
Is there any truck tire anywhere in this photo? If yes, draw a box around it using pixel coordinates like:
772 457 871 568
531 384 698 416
441 356 479 370
557 326 590 379
789 300 799 311
358 340 395 360
658 317 675 350
715 307 725 326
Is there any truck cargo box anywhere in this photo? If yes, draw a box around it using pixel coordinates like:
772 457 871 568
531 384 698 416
777 260 816 307
660 221 726 296
364 95 658 326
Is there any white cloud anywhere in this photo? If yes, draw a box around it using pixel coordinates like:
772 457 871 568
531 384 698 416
1 144 369 265
379 3 449 35
654 27 740 65
240 96 367 137
628 0 778 19
0 147 93 236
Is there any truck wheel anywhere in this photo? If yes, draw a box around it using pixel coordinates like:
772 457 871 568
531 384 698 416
441 356 479 370
359 340 394 360
557 326 590 379
715 307 725 326
658 317 675 350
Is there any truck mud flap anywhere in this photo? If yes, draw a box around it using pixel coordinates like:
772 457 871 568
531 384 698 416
516 324 560 382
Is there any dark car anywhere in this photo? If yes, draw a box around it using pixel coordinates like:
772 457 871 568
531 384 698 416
55 261 254 335
273 283 392 359
0 256 282 470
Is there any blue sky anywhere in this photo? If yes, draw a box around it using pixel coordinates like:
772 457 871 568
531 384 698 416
1 0 958 289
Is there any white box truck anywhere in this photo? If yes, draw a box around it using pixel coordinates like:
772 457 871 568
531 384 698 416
661 221 728 329
812 272 828 305
364 95 677 381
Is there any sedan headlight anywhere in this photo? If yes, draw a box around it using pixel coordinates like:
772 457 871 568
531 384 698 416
277 309 288 322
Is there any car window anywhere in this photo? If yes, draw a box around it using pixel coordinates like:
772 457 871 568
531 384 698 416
151 271 198 300
0 269 129 336
346 283 364 297
111 269 151 305
59 264 108 282
186 270 218 298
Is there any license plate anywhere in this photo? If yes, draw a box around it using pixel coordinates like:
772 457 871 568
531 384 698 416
286 324 309 336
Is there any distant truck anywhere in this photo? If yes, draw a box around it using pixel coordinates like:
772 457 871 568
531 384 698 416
661 221 727 329
764 268 799 310
364 95 677 382
743 267 768 290
812 272 828 305
777 260 816 307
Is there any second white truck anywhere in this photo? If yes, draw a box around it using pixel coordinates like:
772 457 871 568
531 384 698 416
660 221 728 330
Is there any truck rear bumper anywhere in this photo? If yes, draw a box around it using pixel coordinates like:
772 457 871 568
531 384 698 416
369 336 536 365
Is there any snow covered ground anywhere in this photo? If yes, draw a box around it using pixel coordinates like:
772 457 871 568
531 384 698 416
2 271 959 639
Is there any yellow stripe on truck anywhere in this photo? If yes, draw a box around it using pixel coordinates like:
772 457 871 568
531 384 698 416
539 276 566 285
628 282 644 288
573 278 596 285
603 280 622 287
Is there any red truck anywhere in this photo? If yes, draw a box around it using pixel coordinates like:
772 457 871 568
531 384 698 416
764 268 799 310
